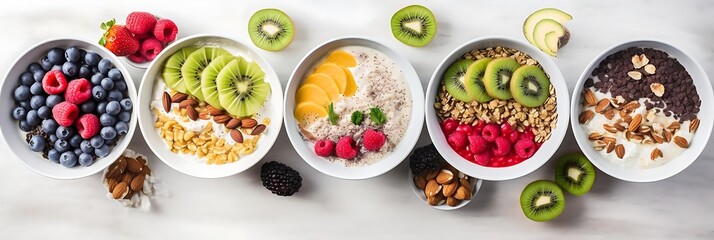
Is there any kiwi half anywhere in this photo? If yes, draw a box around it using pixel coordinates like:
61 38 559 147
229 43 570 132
248 8 295 51
201 55 240 110
442 59 475 102
520 180 565 222
182 47 231 101
162 47 198 93
390 5 437 47
510 65 551 107
216 59 270 117
464 58 494 103
555 153 595 196
483 57 521 100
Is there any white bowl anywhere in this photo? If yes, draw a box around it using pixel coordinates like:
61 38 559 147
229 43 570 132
570 40 713 182
0 38 138 179
284 37 425 180
137 34 283 178
408 169 483 210
425 36 570 181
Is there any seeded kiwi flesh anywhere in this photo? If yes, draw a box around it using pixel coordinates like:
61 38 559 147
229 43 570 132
181 47 231 101
520 180 566 222
216 59 270 117
201 55 240 110
483 57 521 100
390 5 437 47
554 152 595 196
510 65 551 107
162 46 198 94
443 59 475 102
248 8 295 51
464 58 493 103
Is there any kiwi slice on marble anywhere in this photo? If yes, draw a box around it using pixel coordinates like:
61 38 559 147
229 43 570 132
216 59 270 117
162 46 198 93
442 59 475 102
483 57 521 100
510 65 551 108
464 58 494 103
390 5 437 47
248 8 295 51
181 47 231 101
520 180 566 222
201 55 241 110
554 153 595 196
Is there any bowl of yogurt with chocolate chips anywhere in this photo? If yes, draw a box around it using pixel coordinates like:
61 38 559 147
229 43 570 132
571 40 713 182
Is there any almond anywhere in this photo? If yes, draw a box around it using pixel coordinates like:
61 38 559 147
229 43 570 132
650 83 665 97
225 118 241 129
603 124 618 134
436 169 454 184
424 169 439 181
120 172 134 184
664 130 673 143
251 124 267 135
628 114 643 132
140 165 152 176
130 174 145 192
690 118 700 133
588 132 604 140
107 178 118 193
582 89 597 106
615 144 625 159
171 92 188 103
198 111 210 120
638 125 651 134
442 180 459 197
602 136 616 145
205 105 223 116
427 193 445 206
413 175 427 190
460 178 471 192
604 109 616 120
241 118 258 128
454 186 471 200
425 179 442 198
650 148 663 161
213 115 231 124
606 142 615 153
651 132 664 144
229 129 243 143
161 92 171 113
595 98 611 113
112 182 128 199
623 101 640 111
124 189 134 199
126 157 143 173
187 107 198 121
611 96 625 109
446 197 461 207
667 122 681 131
179 99 198 108
674 136 689 148
579 110 595 124
614 120 627 132
593 140 607 151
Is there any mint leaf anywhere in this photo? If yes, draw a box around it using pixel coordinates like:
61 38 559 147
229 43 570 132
328 103 338 125
370 107 387 126
351 111 364 125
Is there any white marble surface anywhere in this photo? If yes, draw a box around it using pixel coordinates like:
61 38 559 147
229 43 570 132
1 0 713 239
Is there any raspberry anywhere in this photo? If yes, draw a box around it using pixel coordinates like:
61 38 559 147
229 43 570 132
127 51 146 63
455 124 472 133
314 139 334 157
447 132 467 149
522 129 536 141
441 118 458 134
140 38 164 61
64 78 92 104
42 70 68 94
126 11 157 35
474 151 492 166
492 136 512 156
362 129 386 151
467 134 487 154
76 114 100 139
153 19 178 43
515 138 537 158
481 124 500 142
335 136 358 159
500 122 513 135
52 102 79 127
508 131 521 143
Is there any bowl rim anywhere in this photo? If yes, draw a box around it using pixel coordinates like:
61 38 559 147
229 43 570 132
569 39 713 182
137 33 283 178
283 36 425 180
407 168 483 210
425 36 571 181
0 37 138 179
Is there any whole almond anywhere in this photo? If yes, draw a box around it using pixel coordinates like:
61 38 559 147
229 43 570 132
454 186 471 200
413 175 427 190
651 133 664 144
446 197 461 207
603 124 618 134
460 178 472 192
579 110 595 124
436 169 454 184
427 194 445 206
161 92 171 113
241 118 258 128
121 172 134 184
604 109 616 120
117 158 128 173
606 142 615 153
171 92 188 103
205 105 223 116
664 130 673 143
187 107 198 121
424 170 439 181
674 136 689 148
588 132 604 140
690 118 700 133
667 122 681 131
602 136 616 145
615 144 625 159
179 99 198 108
425 179 442 198
623 101 640 111
107 178 118 193
213 115 231 124
140 165 152 176
124 190 134 199
225 118 241 129
582 89 597 106
650 148 663 161
595 99 611 113
251 124 267 135
614 120 627 131
628 114 643 132
106 164 122 179
230 129 244 143
127 158 143 173
199 112 210 120
112 182 128 199
130 174 145 192
442 180 459 197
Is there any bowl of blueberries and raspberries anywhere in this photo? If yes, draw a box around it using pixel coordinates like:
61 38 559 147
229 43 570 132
1 38 138 179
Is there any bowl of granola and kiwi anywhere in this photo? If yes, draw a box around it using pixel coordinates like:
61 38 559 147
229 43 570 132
425 36 570 181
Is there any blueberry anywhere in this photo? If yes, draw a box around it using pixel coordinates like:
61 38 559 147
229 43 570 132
74 148 84 157
107 90 123 101
37 106 51 119
100 127 117 140
47 149 61 163
78 153 94 167
62 62 78 78
118 111 131 123
97 101 107 114
79 65 91 78
49 134 58 142
14 85 31 101
91 67 100 74
54 139 70 152
19 101 31 110
100 78 114 90
42 119 59 133
30 82 44 95
80 101 96 113
105 138 117 146
41 57 53 71
106 101 121 115
51 65 62 71
59 151 78 168
115 122 129 136
12 107 27 120
65 47 83 63
91 73 105 85
70 135 83 148
100 113 117 127
56 126 74 140
33 70 45 82
19 121 32 131
47 48 66 65
108 68 123 81
98 59 112 74
26 110 40 126
84 52 101 67
28 135 46 152
95 144 110 158
20 72 34 86
30 95 46 110
46 95 63 108
114 80 127 91
90 135 104 148
27 63 43 74
92 86 106 101
80 140 94 153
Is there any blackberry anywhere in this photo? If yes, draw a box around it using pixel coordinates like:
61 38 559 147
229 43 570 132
409 144 441 175
260 161 302 196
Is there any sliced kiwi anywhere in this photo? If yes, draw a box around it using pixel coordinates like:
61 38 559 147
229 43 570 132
511 65 551 107
201 55 240 110
442 59 475 102
216 59 270 117
483 57 521 100
464 58 494 103
162 47 198 93
520 180 565 222
248 8 295 51
390 5 437 47
555 153 595 196
181 47 231 101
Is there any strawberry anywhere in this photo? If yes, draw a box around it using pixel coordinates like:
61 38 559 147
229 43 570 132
126 11 157 35
99 19 139 56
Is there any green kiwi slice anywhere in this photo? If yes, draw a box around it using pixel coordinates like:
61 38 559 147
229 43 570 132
216 59 270 117
390 5 437 47
483 57 521 100
248 8 295 51
201 55 241 110
464 58 494 103
181 47 231 101
520 180 566 222
555 152 595 196
162 46 198 93
442 59 475 102
510 65 551 107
